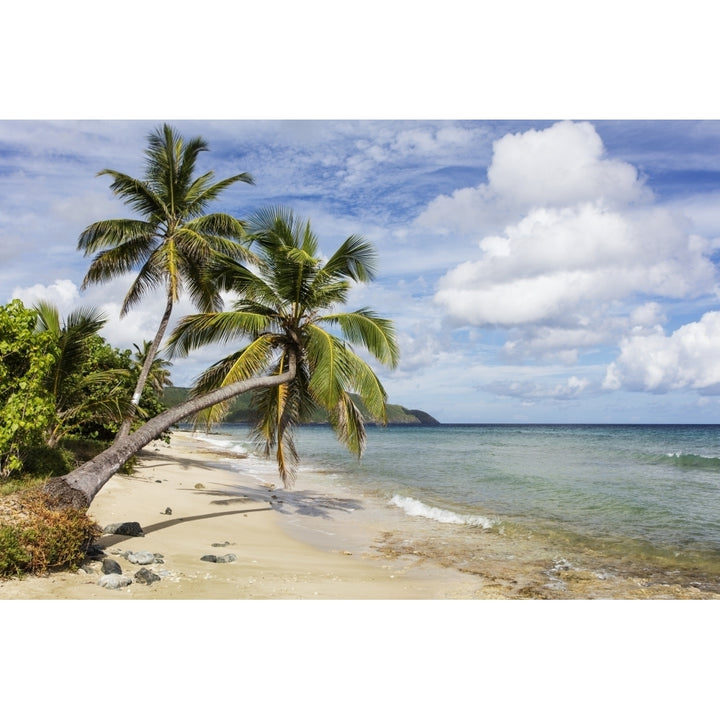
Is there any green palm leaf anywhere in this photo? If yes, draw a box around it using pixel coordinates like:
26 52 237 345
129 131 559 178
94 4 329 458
168 205 399 487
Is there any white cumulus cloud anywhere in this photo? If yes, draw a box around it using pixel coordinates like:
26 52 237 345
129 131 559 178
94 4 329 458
423 121 718 375
603 312 720 394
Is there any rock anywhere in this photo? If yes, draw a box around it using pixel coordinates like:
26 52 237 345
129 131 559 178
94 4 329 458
98 574 132 589
221 553 237 563
85 543 106 559
134 567 161 585
200 554 217 563
126 551 157 565
211 541 230 547
194 482 205 489
103 521 144 537
102 558 123 575
162 507 172 515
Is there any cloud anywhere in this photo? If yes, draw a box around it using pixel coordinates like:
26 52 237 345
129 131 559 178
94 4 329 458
422 121 718 367
416 120 651 237
434 203 715 327
487 120 651 209
483 375 590 401
603 311 720 394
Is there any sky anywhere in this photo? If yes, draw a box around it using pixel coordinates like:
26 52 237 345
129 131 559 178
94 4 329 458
3 118 720 423
3 2 720 424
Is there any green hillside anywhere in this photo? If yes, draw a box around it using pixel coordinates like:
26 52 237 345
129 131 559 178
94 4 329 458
163 387 440 426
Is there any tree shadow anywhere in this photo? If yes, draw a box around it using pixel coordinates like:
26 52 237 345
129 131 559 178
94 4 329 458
193 481 365 520
98 505 272 549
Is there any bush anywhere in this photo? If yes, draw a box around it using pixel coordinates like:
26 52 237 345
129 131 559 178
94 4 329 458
0 489 100 577
22 445 74 477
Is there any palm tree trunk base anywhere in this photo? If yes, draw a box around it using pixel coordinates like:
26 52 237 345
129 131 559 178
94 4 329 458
43 477 91 510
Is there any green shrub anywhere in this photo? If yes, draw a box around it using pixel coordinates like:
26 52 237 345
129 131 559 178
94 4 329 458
0 490 100 577
22 445 74 477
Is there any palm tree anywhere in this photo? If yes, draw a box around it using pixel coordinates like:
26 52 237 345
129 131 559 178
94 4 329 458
33 302 132 447
43 209 398 507
77 123 254 439
132 340 173 396
167 206 400 487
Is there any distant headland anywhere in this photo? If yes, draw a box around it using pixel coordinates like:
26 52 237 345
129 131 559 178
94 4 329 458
163 388 440 427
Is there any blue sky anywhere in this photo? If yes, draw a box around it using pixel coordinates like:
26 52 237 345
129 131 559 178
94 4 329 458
2 119 720 423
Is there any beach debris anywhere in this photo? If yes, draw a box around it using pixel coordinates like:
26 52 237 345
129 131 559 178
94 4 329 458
211 541 232 547
102 558 123 575
134 567 161 585
200 553 237 563
103 521 144 537
98 573 132 590
162 507 172 515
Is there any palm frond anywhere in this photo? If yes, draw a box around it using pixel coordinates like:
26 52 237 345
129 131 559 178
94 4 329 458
320 234 377 283
304 324 354 410
97 170 167 219
77 218 157 254
329 391 367 457
167 311 273 357
321 308 400 368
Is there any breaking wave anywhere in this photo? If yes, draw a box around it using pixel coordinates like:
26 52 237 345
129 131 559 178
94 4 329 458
662 452 720 471
390 494 494 529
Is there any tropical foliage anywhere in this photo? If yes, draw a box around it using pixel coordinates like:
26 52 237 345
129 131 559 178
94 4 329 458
0 299 172 481
33 302 131 447
167 206 399 487
77 124 254 437
0 300 56 478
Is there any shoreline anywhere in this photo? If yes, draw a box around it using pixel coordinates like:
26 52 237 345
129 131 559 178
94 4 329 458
2 430 719 599
0 432 481 599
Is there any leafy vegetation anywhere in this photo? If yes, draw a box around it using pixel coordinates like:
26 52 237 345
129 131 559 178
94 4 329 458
0 299 171 483
167 206 400 486
0 300 57 478
0 125 422 579
0 489 99 576
78 123 254 439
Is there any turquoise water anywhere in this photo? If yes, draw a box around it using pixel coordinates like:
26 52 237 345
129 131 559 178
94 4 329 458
191 423 720 594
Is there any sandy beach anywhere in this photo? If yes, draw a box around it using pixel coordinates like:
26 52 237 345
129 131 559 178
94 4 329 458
0 432 482 600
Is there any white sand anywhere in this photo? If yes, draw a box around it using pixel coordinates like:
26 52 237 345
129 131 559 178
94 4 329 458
0 433 481 599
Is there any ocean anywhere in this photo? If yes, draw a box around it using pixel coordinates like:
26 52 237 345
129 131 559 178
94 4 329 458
187 422 720 598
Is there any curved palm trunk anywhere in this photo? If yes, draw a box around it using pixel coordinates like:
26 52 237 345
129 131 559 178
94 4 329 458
45 352 297 509
115 294 174 441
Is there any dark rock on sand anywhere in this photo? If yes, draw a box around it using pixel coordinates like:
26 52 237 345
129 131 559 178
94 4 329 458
102 558 123 575
134 567 161 585
103 521 144 537
85 543 106 559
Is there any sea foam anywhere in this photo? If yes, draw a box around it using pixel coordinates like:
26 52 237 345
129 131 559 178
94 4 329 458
390 495 494 529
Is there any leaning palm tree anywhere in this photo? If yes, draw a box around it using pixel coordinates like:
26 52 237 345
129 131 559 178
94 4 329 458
43 208 398 508
167 206 400 487
77 123 254 439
